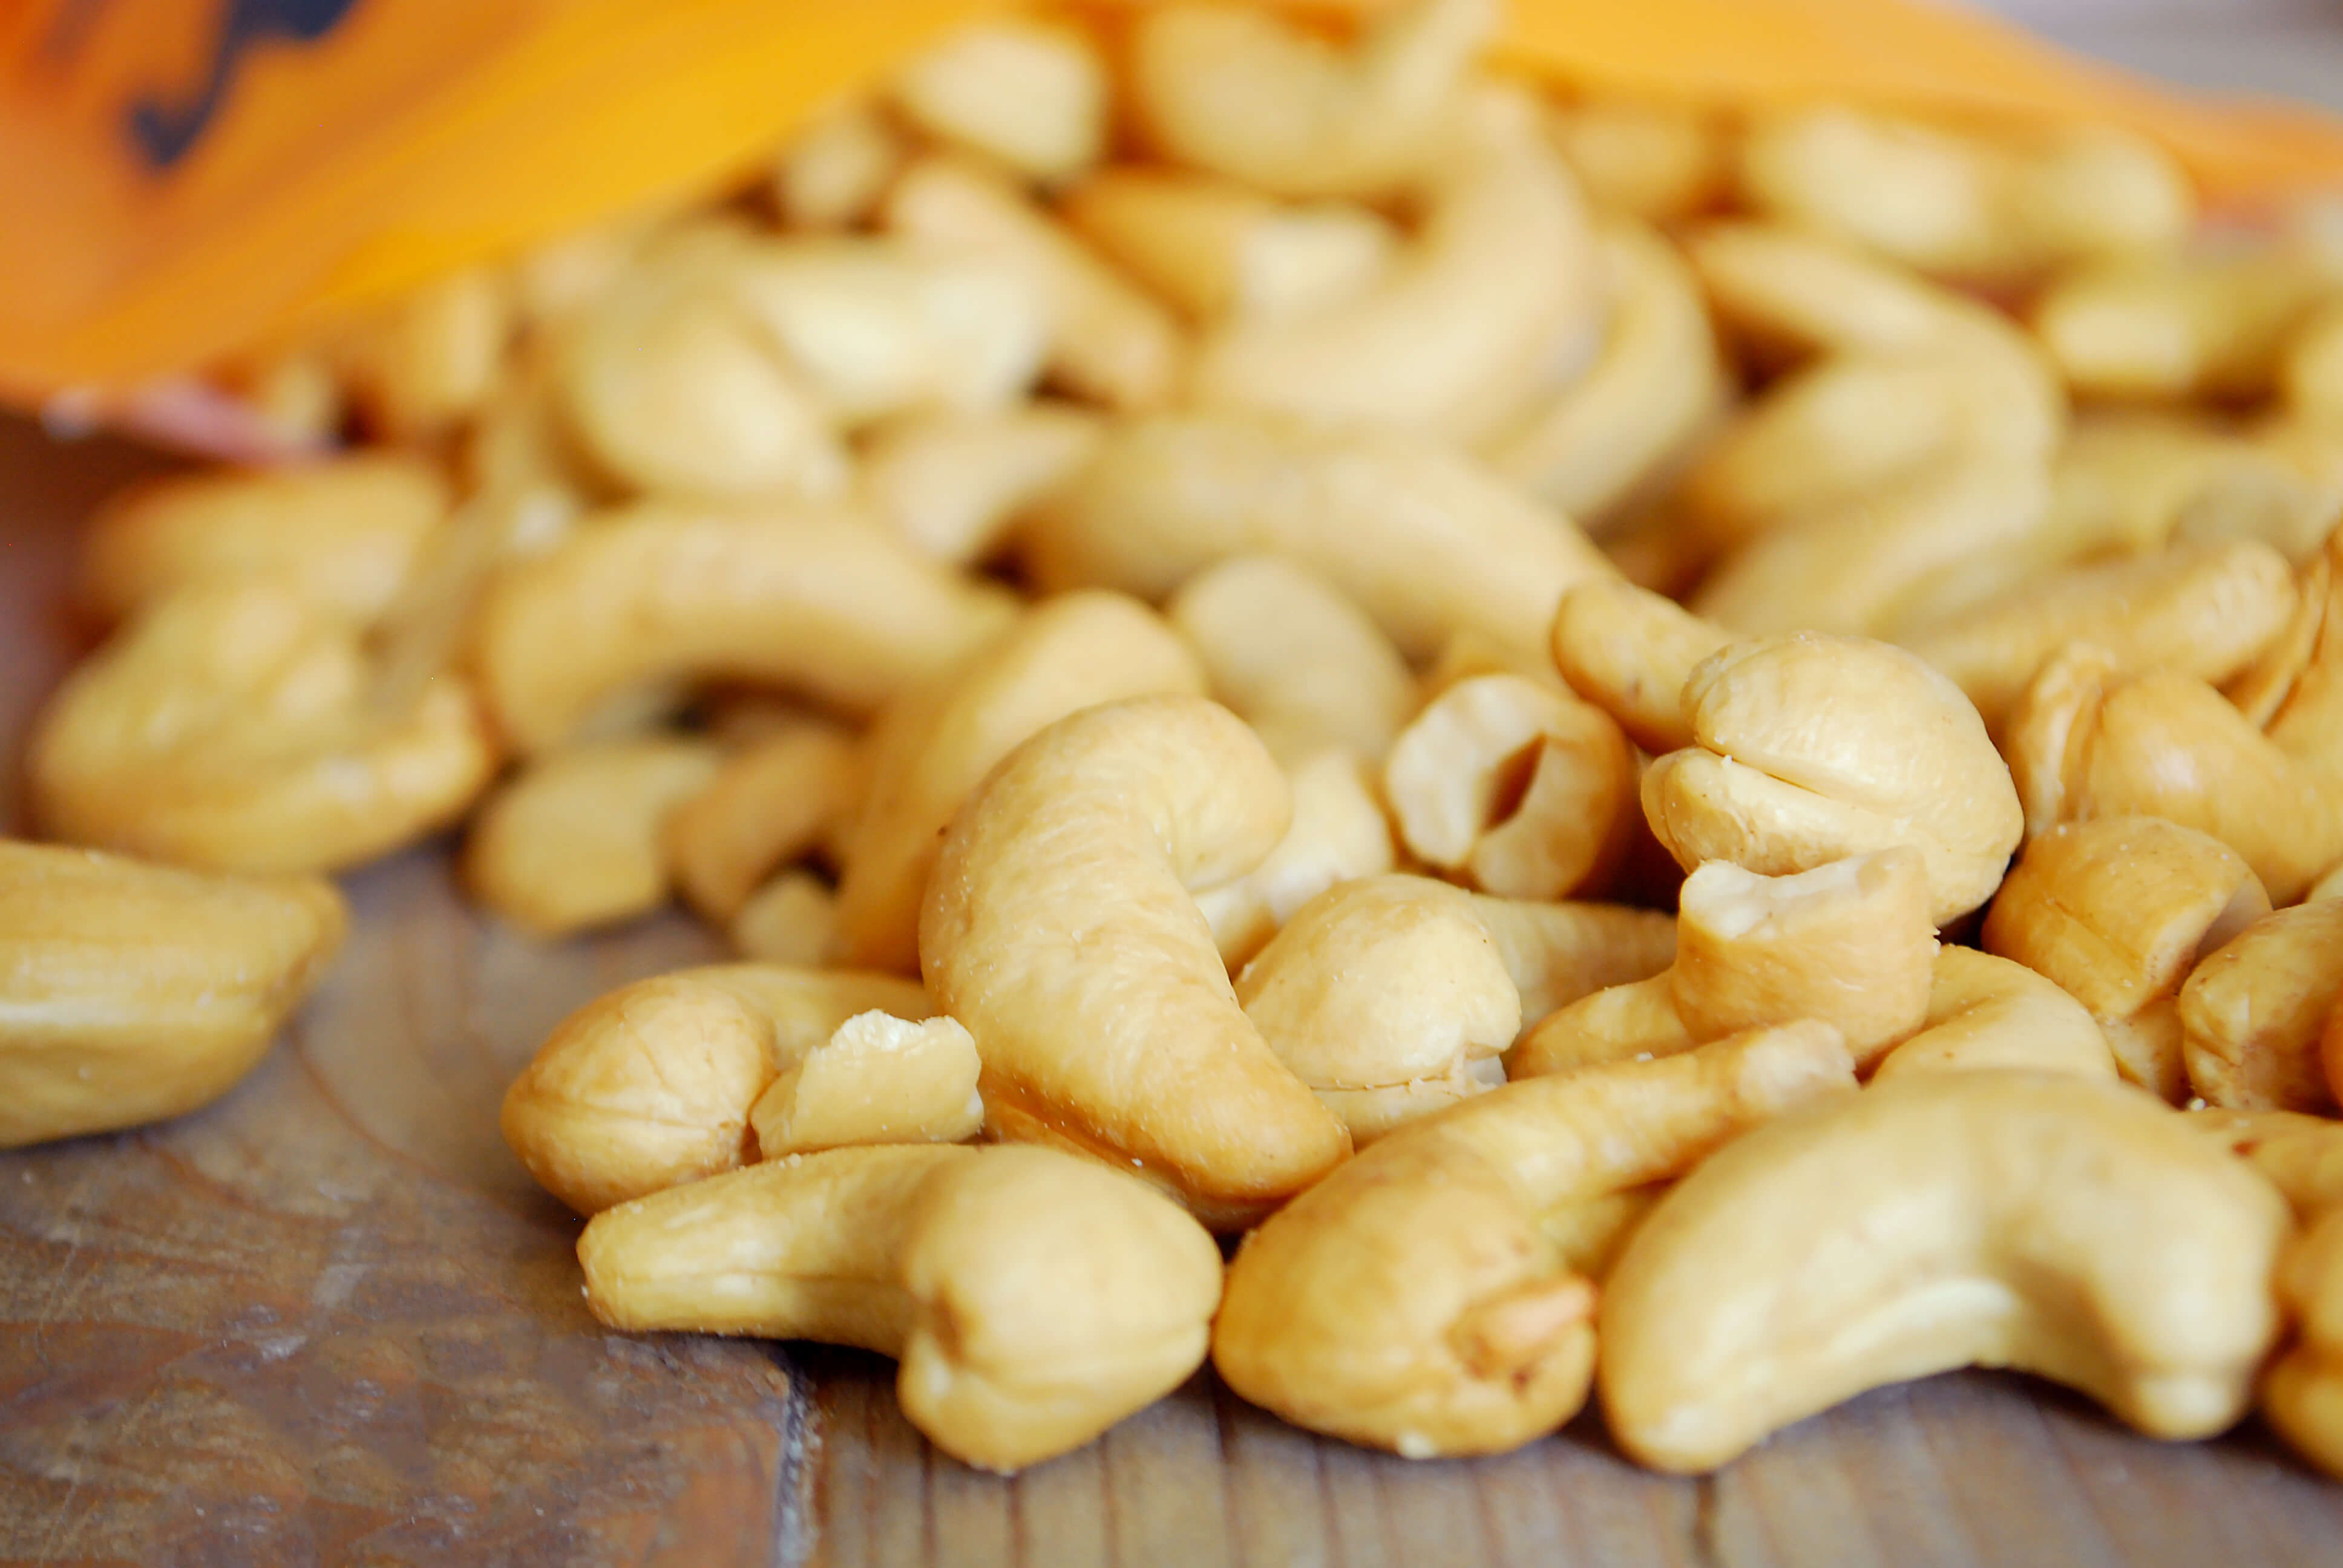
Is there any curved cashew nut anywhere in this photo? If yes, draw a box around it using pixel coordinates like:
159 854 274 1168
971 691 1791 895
1549 578 1732 757
1023 412 1614 659
2005 644 2343 905
579 1142 1223 1472
1484 220 1728 526
0 841 346 1148
1193 748 1395 969
79 454 450 624
472 499 1017 756
1129 0 1492 200
29 581 495 875
1869 947 2115 1081
2033 413 2328 571
1464 893 1677 1032
1642 634 2023 924
667 720 863 924
730 871 838 967
832 590 1205 973
1235 875 1517 1145
1168 555 1414 765
2266 1207 2343 1481
1213 1021 1856 1459
920 695 1350 1228
1188 86 1597 445
1598 1071 2293 1472
1383 673 1638 901
1983 817 2270 1102
890 19 1108 185
2033 248 2331 403
1510 850 1936 1080
1547 95 1728 225
2178 901 2343 1114
498 964 931 1215
463 735 724 937
861 403 1103 567
1901 539 2300 733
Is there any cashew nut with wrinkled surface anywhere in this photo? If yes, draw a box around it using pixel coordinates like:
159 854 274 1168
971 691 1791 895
1599 1071 2292 1472
579 1143 1223 1472
1213 1021 1856 1459
920 696 1351 1229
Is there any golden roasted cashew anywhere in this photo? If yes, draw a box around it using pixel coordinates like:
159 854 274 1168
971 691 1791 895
2178 901 2343 1114
2189 1109 2343 1217
1511 850 1936 1080
499 964 929 1216
730 871 837 967
1193 748 1395 968
1548 577 1731 756
1598 1071 2293 1472
0 840 346 1148
1023 412 1613 659
832 590 1205 974
1188 83 1597 445
1168 555 1415 765
2247 526 2343 780
920 695 1351 1229
773 101 905 232
884 154 1186 412
330 267 513 442
463 735 724 938
667 721 863 924
749 1011 984 1158
579 1143 1223 1472
1463 894 1677 1032
2265 1206 2343 1481
472 499 1017 756
1383 673 1637 901
890 19 1107 184
1869 947 2115 1082
2030 412 2330 572
78 454 450 624
1642 633 2024 924
1900 539 2301 732
1983 817 2270 1101
1129 0 1491 200
29 581 495 875
1547 95 1728 224
2033 247 2333 403
1483 219 1728 527
1677 223 2065 550
861 404 1103 567
2004 644 2343 905
1235 875 1517 1145
1213 1022 1856 1459
1739 108 2190 283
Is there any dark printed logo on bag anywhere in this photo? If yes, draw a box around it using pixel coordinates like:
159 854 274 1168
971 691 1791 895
125 0 364 168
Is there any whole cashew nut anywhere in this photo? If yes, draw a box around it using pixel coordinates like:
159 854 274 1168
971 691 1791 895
1869 947 2117 1082
1213 1021 1856 1459
2179 900 2343 1114
920 695 1351 1228
578 1142 1224 1472
890 19 1108 185
1598 1071 2292 1472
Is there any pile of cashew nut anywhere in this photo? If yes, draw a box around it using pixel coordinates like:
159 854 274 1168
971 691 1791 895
24 0 2343 1487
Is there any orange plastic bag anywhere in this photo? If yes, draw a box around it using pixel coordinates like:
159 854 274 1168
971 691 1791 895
5 0 2343 407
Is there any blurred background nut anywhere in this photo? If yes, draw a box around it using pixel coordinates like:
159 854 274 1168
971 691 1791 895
578 1143 1224 1472
729 870 839 968
0 841 346 1149
2180 900 2343 1113
1984 817 2270 1102
2191 1109 2343 1218
890 18 1108 185
859 403 1103 567
2033 246 2333 404
1545 95 1728 226
666 721 863 926
498 964 929 1215
2266 1207 2343 1482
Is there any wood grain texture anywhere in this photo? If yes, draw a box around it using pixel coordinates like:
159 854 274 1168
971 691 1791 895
4 408 2343 1567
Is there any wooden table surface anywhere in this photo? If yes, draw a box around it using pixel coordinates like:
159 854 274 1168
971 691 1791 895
12 228 2343 1563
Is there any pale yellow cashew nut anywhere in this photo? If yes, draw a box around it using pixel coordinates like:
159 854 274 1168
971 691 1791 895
2179 901 2343 1114
667 720 863 924
2266 1206 2343 1481
1213 1022 1856 1459
0 841 346 1149
1192 748 1395 969
890 19 1108 185
1599 1071 2292 1472
578 1143 1224 1472
1462 894 1676 1033
920 695 1351 1229
1546 96 1728 224
749 1011 984 1158
773 102 904 232
2034 247 2333 403
729 871 838 968
1548 578 1732 757
498 964 930 1216
860 403 1103 567
1869 947 2116 1082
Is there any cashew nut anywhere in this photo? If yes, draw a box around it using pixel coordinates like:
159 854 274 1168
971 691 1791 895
498 964 930 1215
1235 875 1517 1145
1598 1071 2292 1472
2190 1109 2343 1217
30 581 496 875
1129 0 1492 200
2033 247 2333 402
832 590 1205 973
1547 96 1728 224
2033 411 2330 570
0 840 346 1148
1549 577 1732 757
1463 893 1677 1031
578 1143 1223 1472
890 19 1108 185
920 695 1350 1228
330 267 513 442
1869 947 2115 1082
2285 297 2343 430
773 101 905 232
1983 817 2270 1102
1642 634 2024 924
667 720 862 924
1213 1021 1856 1459
462 734 724 938
749 1011 984 1158
860 403 1102 566
2265 1206 2343 1480
78 453 450 624
730 871 838 968
472 498 1017 756
1193 746 1396 968
2178 900 2343 1114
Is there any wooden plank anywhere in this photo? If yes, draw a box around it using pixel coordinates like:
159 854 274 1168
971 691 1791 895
7 405 2343 1568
